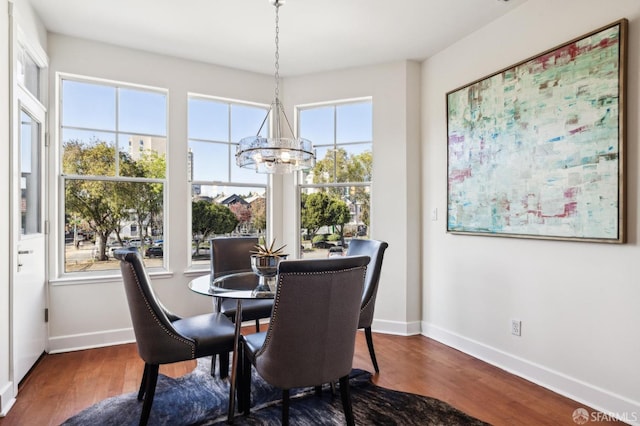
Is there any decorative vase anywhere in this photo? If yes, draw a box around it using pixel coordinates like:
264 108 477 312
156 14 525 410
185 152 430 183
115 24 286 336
251 254 287 294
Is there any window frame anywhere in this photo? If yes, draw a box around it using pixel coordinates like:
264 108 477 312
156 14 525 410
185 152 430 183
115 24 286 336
296 97 373 258
56 73 169 278
187 94 270 270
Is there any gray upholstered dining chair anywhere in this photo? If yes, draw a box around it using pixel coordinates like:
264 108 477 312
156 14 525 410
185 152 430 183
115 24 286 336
209 237 275 379
210 237 274 331
346 238 389 373
240 256 370 426
114 248 237 426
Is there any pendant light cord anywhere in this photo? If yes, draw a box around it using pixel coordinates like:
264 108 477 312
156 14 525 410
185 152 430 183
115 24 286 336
274 3 280 101
255 0 299 139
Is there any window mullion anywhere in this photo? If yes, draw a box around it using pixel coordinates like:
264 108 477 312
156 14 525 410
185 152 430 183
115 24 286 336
333 105 338 183
115 86 120 176
227 105 232 182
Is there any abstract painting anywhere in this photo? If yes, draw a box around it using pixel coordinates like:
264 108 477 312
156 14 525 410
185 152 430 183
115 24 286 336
446 19 627 243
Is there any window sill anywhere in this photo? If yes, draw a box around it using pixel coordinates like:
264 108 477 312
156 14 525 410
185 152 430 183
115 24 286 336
183 267 211 278
50 268 174 286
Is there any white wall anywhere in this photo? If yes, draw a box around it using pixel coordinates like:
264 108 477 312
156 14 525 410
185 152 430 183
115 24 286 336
422 0 640 418
282 61 423 334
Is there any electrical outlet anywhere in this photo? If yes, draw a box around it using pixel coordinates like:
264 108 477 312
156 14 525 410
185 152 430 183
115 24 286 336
511 319 522 336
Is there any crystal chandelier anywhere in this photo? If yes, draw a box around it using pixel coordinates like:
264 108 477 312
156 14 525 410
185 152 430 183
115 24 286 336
236 0 315 174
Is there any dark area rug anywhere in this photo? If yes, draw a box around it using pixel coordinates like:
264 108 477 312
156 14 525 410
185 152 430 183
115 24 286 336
62 357 489 425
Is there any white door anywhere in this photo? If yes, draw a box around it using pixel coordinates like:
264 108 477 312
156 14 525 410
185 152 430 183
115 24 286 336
9 12 49 394
11 101 47 388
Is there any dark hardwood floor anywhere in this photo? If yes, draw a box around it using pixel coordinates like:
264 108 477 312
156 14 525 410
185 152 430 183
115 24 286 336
0 331 619 426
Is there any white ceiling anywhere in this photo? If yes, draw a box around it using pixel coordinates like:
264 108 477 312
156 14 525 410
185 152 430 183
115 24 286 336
27 0 526 77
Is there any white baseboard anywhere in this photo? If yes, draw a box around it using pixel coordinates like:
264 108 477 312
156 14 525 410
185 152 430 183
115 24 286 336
48 328 135 354
0 381 16 417
371 318 422 336
422 322 640 425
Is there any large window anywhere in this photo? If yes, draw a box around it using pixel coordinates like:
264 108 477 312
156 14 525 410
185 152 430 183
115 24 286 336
298 99 372 259
60 77 167 273
188 95 268 268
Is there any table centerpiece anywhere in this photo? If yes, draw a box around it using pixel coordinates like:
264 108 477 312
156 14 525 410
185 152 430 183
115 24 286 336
250 239 288 296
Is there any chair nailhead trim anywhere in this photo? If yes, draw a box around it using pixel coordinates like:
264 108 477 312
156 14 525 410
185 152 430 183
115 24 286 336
126 263 196 358
257 266 367 357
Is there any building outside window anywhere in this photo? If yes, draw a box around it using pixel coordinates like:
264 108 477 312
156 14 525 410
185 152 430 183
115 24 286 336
59 76 167 273
298 99 372 258
188 95 268 268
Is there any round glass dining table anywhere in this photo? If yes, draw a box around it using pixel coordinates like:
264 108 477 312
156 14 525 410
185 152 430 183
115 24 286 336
188 272 274 423
188 271 274 299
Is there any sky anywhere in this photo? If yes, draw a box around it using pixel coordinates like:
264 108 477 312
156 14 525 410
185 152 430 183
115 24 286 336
61 77 372 194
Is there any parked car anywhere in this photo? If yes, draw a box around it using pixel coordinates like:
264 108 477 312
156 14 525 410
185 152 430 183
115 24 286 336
313 241 335 249
126 239 142 247
145 246 163 258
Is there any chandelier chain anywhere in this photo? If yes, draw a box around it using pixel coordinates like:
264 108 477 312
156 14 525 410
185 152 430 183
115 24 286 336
274 4 280 100
235 0 316 174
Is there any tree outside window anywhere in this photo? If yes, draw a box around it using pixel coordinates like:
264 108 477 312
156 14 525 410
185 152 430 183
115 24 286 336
60 77 167 273
188 96 269 268
298 100 372 258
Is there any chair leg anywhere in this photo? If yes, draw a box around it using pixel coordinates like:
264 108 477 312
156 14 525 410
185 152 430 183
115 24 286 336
314 385 322 396
364 327 380 373
235 345 244 413
219 352 229 379
282 389 290 426
241 349 251 415
210 354 217 377
139 364 159 426
255 319 260 332
339 375 355 426
137 363 150 401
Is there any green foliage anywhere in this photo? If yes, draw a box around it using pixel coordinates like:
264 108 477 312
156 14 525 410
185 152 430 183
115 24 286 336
192 201 239 242
301 192 332 238
312 148 371 184
327 234 341 242
63 140 117 176
63 139 166 260
122 152 166 243
301 191 351 243
310 148 371 227
251 198 266 232
312 235 326 244
65 179 127 260
328 198 350 226
136 150 167 179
